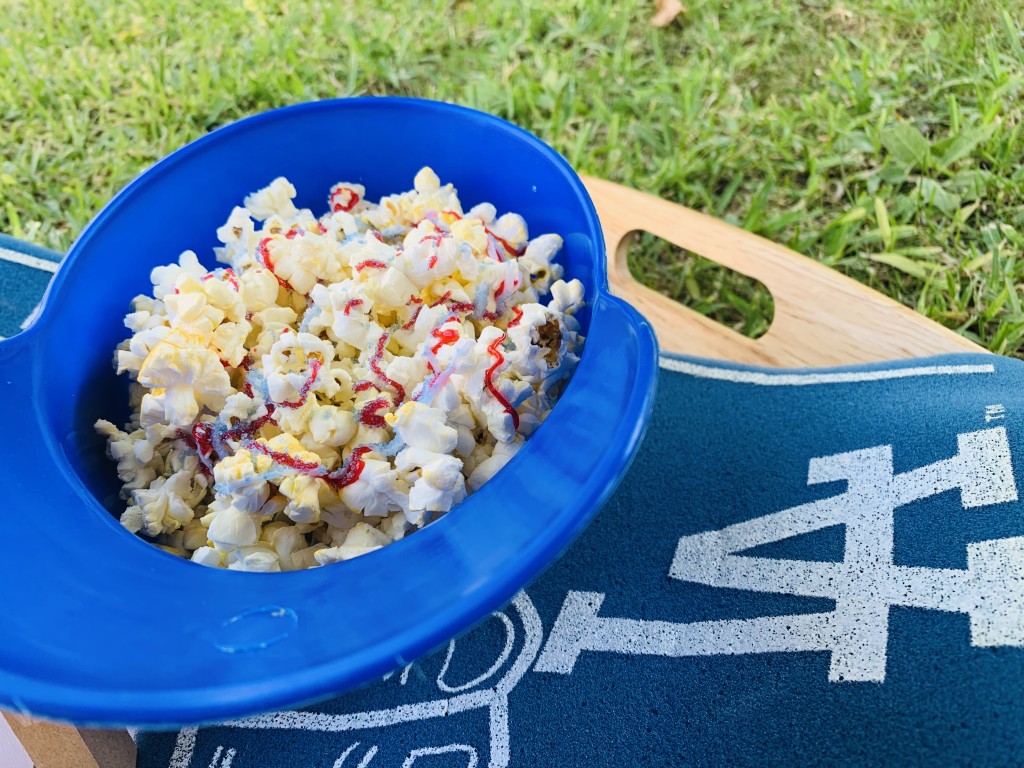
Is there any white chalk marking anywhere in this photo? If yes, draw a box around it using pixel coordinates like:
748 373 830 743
536 427 1023 681
221 691 494 732
487 695 511 768
399 664 413 685
355 745 378 768
658 357 994 385
201 745 236 768
436 611 515 693
986 404 1007 422
535 592 837 673
333 742 377 767
402 744 479 768
169 727 198 768
20 303 43 331
0 247 59 273
333 742 362 768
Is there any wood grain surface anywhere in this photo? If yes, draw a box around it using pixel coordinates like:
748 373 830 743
1 712 135 768
585 175 983 366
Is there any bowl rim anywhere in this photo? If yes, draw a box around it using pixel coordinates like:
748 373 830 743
34 96 612 329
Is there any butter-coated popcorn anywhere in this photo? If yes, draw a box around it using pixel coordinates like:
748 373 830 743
243 176 303 221
207 502 260 549
191 546 223 568
97 169 584 570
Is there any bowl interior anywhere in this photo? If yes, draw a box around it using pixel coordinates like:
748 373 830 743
37 98 602 515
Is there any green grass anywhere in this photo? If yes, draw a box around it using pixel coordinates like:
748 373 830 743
2 0 1023 353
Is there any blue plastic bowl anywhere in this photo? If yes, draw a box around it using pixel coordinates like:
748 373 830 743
0 98 657 726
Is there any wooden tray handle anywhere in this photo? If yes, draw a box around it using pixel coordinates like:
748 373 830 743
584 176 982 367
1 712 135 768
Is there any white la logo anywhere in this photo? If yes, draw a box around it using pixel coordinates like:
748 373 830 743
536 426 1024 682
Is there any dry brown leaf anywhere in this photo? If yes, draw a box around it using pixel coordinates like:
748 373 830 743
650 0 686 27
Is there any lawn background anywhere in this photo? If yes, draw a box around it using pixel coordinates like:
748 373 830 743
2 0 1023 353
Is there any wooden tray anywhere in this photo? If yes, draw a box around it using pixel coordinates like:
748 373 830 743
2 179 986 768
586 176 982 366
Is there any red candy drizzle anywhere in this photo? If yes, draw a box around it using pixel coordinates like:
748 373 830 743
212 427 375 491
420 231 447 269
220 410 277 443
202 269 240 292
428 291 451 308
420 232 446 247
238 356 255 397
342 298 364 316
176 422 216 476
355 259 388 272
484 331 520 430
357 397 391 429
328 446 372 489
277 358 322 409
426 291 477 316
231 427 376 491
249 441 324 475
508 306 524 328
489 232 525 258
441 209 525 258
256 237 294 291
330 186 361 213
430 327 460 356
369 334 406 404
401 296 424 330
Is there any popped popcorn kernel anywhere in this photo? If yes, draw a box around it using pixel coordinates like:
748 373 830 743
97 168 585 569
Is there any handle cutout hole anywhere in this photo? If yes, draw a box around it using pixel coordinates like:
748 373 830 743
626 231 774 340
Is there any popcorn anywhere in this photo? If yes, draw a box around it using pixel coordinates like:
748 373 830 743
339 451 410 518
97 169 585 569
116 325 172 376
137 331 233 427
212 450 271 513
191 546 223 567
307 404 358 448
396 446 467 523
468 438 524 492
207 502 260 549
243 177 302 221
314 522 391 565
121 468 207 536
386 402 458 454
226 545 281 572
151 251 207 300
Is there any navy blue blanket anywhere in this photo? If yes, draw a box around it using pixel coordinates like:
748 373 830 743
2 238 1021 767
